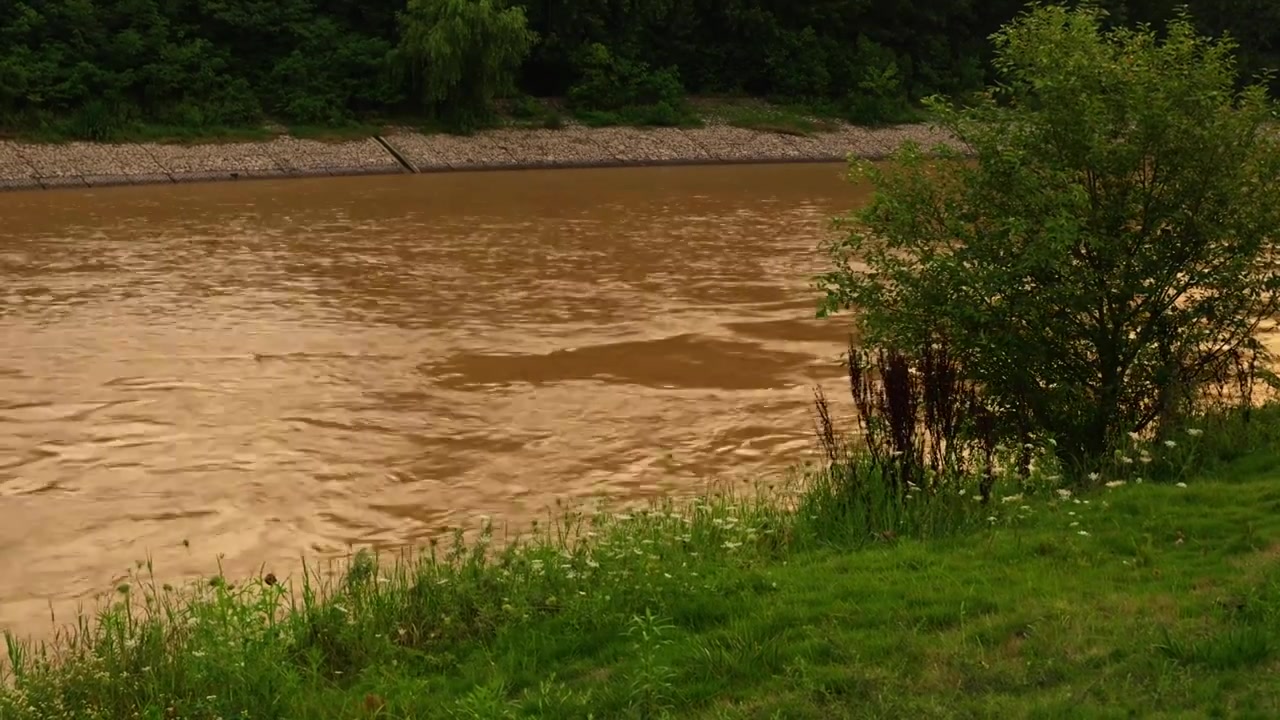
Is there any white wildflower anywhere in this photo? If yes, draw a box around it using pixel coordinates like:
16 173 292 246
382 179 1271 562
1164 440 1177 448
1186 428 1203 437
1057 488 1073 499
1176 482 1188 488
1077 530 1090 536
1088 472 1100 481
1105 480 1126 488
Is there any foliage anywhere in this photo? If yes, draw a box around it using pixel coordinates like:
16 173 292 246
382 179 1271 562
566 43 691 126
817 4 1280 466
842 36 918 125
395 0 536 131
2 0 1280 137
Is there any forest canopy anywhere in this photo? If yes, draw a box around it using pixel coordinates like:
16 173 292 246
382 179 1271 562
2 0 1276 138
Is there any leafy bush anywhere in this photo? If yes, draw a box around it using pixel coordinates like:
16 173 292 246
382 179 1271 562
395 0 536 131
817 4 1280 467
566 43 691 125
763 27 833 100
843 36 915 125
507 94 545 119
268 22 401 125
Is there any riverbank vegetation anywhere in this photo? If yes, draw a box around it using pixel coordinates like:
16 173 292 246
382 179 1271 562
3 0 1280 140
818 4 1280 468
4 5 1280 718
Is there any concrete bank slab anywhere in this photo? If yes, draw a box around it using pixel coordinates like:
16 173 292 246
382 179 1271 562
0 176 41 191
83 174 139 188
21 142 165 178
128 173 175 185
170 170 255 183
242 169 291 179
780 134 845 161
266 137 401 175
488 128 614 167
0 123 966 192
146 142 283 175
0 141 38 183
816 125 963 160
590 127 711 163
682 126 809 162
282 168 336 178
326 165 404 177
382 132 516 171
37 176 88 189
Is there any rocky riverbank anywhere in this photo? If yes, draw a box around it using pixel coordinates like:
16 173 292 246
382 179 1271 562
0 122 962 191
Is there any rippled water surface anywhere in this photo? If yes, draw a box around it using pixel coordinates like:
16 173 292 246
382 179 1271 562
0 163 866 635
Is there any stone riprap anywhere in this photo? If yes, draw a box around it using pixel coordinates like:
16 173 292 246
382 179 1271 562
0 123 963 192
383 122 964 171
0 137 407 190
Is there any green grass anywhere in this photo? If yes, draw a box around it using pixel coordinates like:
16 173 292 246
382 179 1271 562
0 123 277 145
0 121 397 145
694 99 843 137
4 405 1279 720
0 96 937 145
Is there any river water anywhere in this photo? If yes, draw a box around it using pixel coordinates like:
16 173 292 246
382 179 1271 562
0 163 865 637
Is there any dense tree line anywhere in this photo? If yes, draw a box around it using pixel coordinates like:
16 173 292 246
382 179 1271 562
2 0 1277 138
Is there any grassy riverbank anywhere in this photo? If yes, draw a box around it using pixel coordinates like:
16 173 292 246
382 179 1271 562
0 98 906 146
3 403 1278 719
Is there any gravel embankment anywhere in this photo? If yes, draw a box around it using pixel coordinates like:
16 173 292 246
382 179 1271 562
0 122 962 191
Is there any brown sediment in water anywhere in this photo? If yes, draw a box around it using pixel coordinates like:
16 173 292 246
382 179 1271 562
0 122 963 191
0 162 865 642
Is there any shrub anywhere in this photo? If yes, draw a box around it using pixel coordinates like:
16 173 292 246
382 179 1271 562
816 4 1280 467
566 43 690 125
843 36 915 125
763 27 832 101
395 0 536 131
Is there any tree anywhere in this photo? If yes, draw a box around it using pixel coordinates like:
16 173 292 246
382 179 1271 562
816 3 1280 466
395 0 536 130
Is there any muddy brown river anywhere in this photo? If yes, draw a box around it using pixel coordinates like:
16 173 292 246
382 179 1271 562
0 163 866 638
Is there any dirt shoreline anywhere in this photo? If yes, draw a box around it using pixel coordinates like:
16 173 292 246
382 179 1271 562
0 122 962 192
